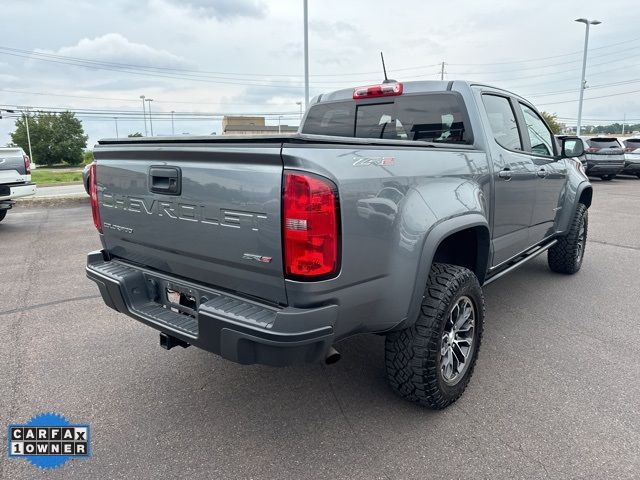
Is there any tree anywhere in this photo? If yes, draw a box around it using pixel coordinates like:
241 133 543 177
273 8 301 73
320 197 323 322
540 111 563 134
10 111 88 166
128 132 143 137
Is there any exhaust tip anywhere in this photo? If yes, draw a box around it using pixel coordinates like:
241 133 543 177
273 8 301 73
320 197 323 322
325 346 341 365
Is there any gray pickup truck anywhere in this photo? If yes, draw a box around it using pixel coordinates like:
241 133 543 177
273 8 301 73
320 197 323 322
0 147 36 221
86 80 592 409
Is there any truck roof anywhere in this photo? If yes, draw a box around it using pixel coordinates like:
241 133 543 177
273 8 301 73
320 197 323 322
312 80 523 104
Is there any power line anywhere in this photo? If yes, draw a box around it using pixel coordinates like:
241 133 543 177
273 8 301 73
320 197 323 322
525 77 640 97
0 88 304 106
535 87 640 106
447 34 640 66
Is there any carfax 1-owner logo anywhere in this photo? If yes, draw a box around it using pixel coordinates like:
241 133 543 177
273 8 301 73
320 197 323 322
7 413 91 469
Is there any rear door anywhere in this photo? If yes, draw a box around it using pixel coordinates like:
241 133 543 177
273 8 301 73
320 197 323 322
584 138 625 162
480 93 537 266
623 139 640 161
94 141 287 305
516 102 566 242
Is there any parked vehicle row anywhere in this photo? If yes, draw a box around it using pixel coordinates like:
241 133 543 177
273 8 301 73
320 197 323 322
0 147 36 222
557 136 640 180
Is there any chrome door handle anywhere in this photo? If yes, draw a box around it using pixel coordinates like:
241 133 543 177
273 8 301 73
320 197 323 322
537 168 549 178
498 169 512 180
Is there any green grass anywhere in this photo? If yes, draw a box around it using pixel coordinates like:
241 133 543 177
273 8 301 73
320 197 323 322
31 169 83 185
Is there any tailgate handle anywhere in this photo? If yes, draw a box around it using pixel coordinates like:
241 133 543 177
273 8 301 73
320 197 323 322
149 167 181 195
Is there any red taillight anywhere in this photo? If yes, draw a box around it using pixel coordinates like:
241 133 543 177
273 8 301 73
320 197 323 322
625 147 636 153
89 163 102 233
283 172 339 279
585 147 600 153
353 82 403 99
23 155 31 174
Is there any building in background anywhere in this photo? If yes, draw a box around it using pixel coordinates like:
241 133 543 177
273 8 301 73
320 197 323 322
221 116 298 135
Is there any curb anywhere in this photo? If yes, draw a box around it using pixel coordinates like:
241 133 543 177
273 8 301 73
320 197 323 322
16 196 89 208
36 181 84 188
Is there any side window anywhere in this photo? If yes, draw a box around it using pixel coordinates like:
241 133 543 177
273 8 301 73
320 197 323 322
481 94 522 151
519 104 555 157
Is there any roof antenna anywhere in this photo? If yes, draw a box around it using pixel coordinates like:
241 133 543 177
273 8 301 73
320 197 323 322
380 52 396 83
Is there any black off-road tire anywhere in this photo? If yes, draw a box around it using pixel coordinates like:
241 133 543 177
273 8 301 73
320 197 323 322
385 263 484 409
0 209 6 223
548 203 588 274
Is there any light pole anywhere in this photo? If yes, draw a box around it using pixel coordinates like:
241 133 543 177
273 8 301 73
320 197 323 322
114 117 119 138
171 110 175 135
303 0 309 109
140 95 148 136
145 98 154 136
575 18 601 135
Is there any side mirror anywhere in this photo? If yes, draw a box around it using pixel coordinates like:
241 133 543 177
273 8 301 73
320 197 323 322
560 137 584 158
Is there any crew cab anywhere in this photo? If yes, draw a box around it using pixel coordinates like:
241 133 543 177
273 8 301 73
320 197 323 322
86 80 592 409
0 147 36 222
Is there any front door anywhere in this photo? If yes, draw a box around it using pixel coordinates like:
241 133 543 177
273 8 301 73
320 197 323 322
481 94 538 266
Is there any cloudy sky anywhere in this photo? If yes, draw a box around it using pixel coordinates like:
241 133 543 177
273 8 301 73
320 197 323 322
1 0 638 147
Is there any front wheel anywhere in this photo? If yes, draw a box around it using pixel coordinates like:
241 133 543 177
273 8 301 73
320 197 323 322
548 203 588 274
385 263 484 409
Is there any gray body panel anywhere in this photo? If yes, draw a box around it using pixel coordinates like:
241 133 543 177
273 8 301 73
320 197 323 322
89 80 591 363
93 144 287 305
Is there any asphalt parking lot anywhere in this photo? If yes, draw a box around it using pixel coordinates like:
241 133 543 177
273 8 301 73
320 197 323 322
1 178 639 479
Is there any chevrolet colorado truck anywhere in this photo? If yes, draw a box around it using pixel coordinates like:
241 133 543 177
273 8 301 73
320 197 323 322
0 147 36 222
86 80 592 409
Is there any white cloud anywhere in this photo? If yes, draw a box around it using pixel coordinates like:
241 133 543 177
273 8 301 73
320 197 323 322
43 33 190 69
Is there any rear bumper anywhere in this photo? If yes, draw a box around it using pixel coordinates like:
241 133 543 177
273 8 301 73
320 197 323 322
0 182 37 202
86 250 336 366
623 161 640 175
585 161 624 176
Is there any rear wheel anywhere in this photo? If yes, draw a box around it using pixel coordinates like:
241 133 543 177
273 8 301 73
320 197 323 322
385 263 484 409
600 175 614 181
0 209 6 223
548 203 588 274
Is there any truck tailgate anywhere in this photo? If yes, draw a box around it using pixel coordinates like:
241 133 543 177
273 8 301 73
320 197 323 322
93 142 286 305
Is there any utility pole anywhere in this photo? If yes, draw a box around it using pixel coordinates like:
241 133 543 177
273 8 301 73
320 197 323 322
140 95 148 136
21 107 34 165
622 114 626 135
278 115 282 134
440 61 446 81
296 101 303 119
114 117 119 138
171 110 175 135
575 18 601 135
145 98 154 136
303 0 309 109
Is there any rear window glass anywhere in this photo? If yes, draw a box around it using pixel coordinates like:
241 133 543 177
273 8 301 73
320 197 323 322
586 138 622 148
624 139 640 147
302 93 473 145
